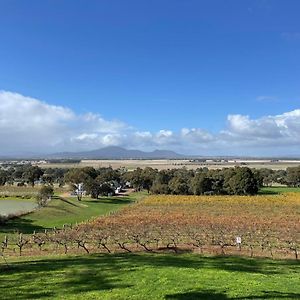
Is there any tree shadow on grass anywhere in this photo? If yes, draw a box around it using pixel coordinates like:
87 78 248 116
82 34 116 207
6 253 297 276
0 255 133 299
119 253 300 275
258 190 279 195
0 195 133 236
165 289 229 300
0 196 85 235
0 203 76 234
86 196 133 205
165 290 300 300
55 196 82 207
0 218 46 235
237 291 300 299
0 253 299 299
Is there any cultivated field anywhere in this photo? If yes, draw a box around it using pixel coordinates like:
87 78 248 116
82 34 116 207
79 193 300 259
38 159 300 170
1 191 299 299
2 192 298 259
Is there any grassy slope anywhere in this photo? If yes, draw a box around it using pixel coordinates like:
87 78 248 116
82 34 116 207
260 186 300 194
0 192 145 236
0 253 299 300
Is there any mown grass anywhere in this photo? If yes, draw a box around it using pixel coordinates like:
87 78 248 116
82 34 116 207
260 186 300 194
0 253 299 300
0 192 145 237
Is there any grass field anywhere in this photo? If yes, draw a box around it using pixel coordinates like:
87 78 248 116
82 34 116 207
260 186 300 194
0 253 299 299
0 192 145 238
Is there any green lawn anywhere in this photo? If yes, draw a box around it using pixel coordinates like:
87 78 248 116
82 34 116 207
260 186 300 194
0 253 299 299
0 192 145 237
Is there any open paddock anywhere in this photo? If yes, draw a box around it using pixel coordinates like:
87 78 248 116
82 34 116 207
37 159 300 170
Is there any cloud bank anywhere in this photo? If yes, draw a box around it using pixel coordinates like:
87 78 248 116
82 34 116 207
0 90 300 156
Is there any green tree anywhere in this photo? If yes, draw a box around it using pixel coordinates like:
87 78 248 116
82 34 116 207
168 176 190 195
150 181 169 194
0 170 8 186
141 167 157 193
253 168 274 187
85 177 114 199
23 166 44 187
123 168 144 191
65 169 89 201
227 167 259 195
286 167 300 187
36 185 54 207
190 174 213 195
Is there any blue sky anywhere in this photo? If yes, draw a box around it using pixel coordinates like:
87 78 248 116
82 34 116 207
0 0 300 156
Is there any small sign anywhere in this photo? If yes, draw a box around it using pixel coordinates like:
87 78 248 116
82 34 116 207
236 236 242 244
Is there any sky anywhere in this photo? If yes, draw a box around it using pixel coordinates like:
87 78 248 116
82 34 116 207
0 0 300 156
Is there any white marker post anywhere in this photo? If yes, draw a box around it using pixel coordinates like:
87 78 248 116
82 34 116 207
236 236 242 251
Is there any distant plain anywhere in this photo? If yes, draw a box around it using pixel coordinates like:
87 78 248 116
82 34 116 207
38 159 300 170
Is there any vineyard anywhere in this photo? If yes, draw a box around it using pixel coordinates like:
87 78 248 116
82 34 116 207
1 193 299 259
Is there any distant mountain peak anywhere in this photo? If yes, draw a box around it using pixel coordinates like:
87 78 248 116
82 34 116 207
49 147 183 159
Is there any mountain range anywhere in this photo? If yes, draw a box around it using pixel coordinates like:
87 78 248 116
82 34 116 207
49 146 184 159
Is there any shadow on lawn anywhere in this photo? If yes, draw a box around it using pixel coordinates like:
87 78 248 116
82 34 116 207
165 290 300 300
0 196 133 236
0 218 46 235
123 253 300 275
166 289 229 299
236 291 300 299
86 196 134 205
56 196 82 207
0 253 299 299
0 255 133 299
0 196 79 235
258 190 279 195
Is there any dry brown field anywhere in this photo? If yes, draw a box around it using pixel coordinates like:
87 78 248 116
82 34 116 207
38 159 300 170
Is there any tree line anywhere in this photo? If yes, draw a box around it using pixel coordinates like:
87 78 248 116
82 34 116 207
0 164 300 197
0 164 66 187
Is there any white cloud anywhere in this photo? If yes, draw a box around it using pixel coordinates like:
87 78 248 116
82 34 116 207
0 91 128 154
1 90 300 156
219 110 300 155
101 134 124 146
181 128 214 142
74 133 99 141
228 110 300 140
225 114 283 139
